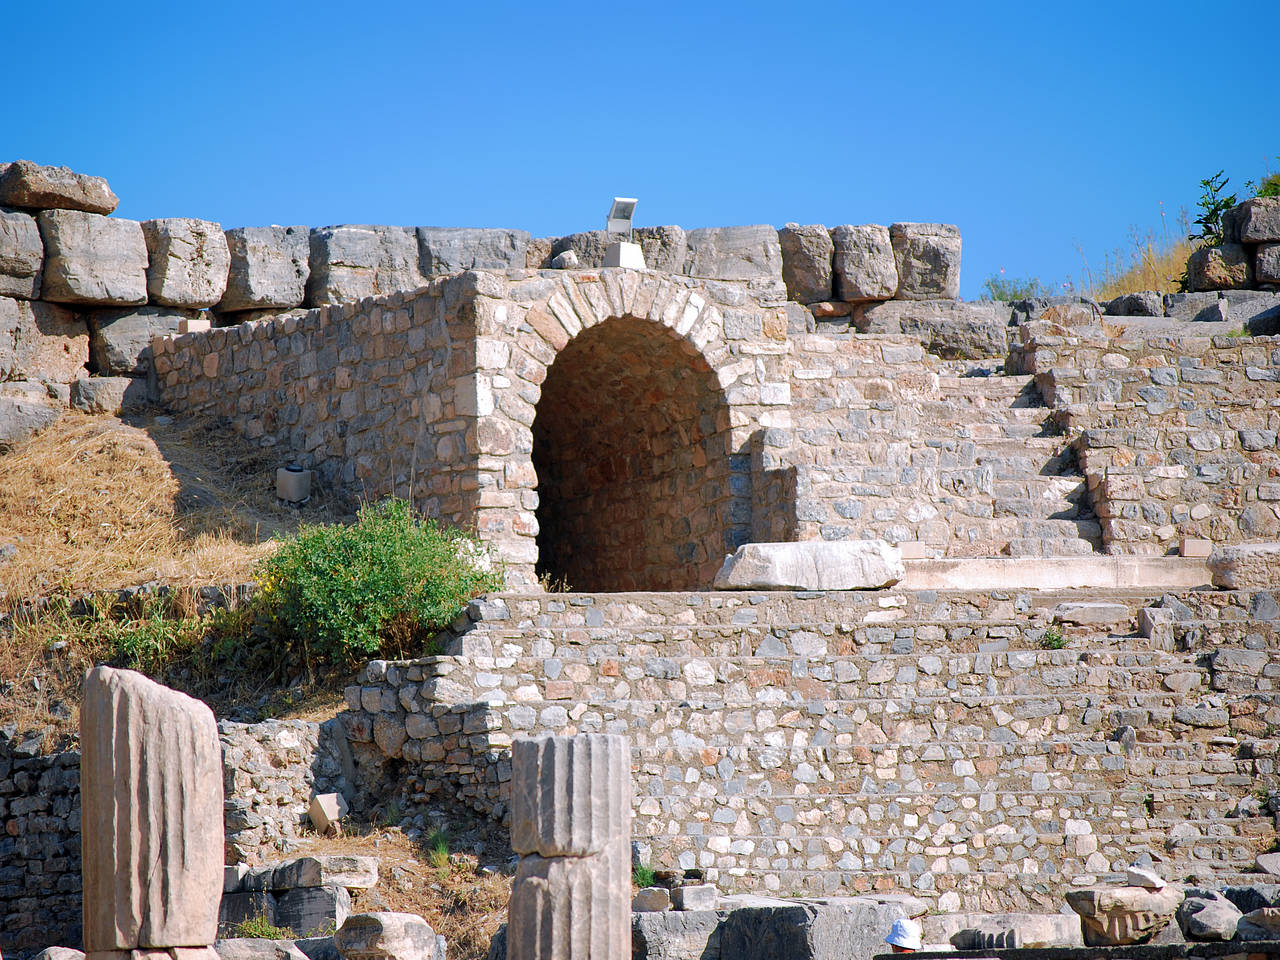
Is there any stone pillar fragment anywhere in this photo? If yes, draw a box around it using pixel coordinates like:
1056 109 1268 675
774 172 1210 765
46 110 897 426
507 734 631 960
81 665 224 952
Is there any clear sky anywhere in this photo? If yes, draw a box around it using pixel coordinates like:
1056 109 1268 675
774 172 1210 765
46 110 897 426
4 0 1277 300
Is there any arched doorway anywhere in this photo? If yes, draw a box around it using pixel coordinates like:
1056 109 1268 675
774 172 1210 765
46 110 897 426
532 316 734 591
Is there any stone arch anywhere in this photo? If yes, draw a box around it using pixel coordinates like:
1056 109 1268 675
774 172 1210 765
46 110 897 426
476 271 762 590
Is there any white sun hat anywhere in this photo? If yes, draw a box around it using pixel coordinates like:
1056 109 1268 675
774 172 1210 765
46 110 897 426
886 918 923 950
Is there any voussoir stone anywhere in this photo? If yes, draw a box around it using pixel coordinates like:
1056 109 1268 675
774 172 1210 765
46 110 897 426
1064 883 1183 946
1186 243 1253 291
831 224 897 302
684 225 783 282
890 222 961 300
38 210 148 306
0 206 43 298
1 296 87 382
1208 542 1280 589
219 226 310 311
81 665 223 950
778 223 834 304
0 159 119 214
714 540 904 590
307 225 425 306
416 227 530 276
1177 890 1241 941
510 733 630 857
142 218 231 308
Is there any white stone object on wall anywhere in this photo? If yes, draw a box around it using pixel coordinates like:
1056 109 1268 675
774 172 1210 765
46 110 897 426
307 225 425 306
549 249 579 270
142 218 231 308
87 305 197 376
219 226 310 311
778 223 834 304
38 210 148 306
416 226 530 275
309 793 349 835
603 241 644 269
81 665 223 950
713 540 904 590
1064 883 1183 946
830 224 897 302
0 159 119 214
0 207 43 299
632 887 672 912
670 884 718 911
889 222 961 300
334 911 441 960
0 296 87 382
684 225 783 282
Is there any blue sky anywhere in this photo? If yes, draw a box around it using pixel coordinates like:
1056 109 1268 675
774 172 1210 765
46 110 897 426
4 0 1277 300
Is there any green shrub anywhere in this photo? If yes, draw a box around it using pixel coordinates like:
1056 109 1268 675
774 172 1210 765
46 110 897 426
1190 170 1238 246
233 913 295 939
632 863 656 888
103 594 204 675
427 828 451 869
981 274 1055 301
1040 625 1067 650
254 498 502 668
1257 172 1280 198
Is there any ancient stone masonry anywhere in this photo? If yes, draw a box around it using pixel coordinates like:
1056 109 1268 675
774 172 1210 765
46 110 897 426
344 586 1280 912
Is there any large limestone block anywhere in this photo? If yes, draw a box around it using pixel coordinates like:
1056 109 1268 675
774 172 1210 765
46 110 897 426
87 306 197 376
215 940 310 960
275 886 351 938
307 225 425 306
1177 890 1241 941
778 224 833 304
1235 197 1280 243
507 846 630 960
0 395 62 450
334 912 440 960
633 225 689 274
1257 244 1280 285
831 224 897 302
142 218 231 308
890 222 961 300
0 207 43 298
685 225 783 282
416 227 530 275
38 210 148 306
715 541 904 590
1186 243 1253 291
720 897 909 960
0 159 119 214
853 298 1008 358
270 856 379 891
510 734 630 857
81 665 223 950
929 913 1080 949
0 296 87 382
1064 884 1183 946
1208 542 1280 589
219 226 309 311
71 375 152 414
632 911 723 960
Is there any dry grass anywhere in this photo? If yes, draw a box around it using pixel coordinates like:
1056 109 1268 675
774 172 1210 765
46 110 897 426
1077 205 1195 301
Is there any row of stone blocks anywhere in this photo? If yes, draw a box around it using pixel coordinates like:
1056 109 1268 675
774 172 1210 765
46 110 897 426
1187 197 1280 291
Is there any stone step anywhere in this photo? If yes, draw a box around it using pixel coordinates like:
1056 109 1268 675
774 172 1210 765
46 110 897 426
936 374 1038 399
1005 538 1101 558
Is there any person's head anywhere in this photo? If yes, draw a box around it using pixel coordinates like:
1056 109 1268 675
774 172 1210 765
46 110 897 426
886 918 922 953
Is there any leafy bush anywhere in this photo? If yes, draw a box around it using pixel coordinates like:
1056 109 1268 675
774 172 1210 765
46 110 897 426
233 913 295 939
1040 625 1067 650
255 498 502 669
1190 170 1238 246
1257 172 1280 198
981 273 1055 301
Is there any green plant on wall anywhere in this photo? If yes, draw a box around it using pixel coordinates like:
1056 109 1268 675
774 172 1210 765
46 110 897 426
1189 170 1238 246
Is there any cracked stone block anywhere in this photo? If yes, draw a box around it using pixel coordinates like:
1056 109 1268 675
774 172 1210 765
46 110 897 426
0 206 43 298
778 224 833 304
685 225 783 282
0 159 119 214
219 226 310 311
81 665 223 950
890 222 961 300
831 224 897 302
142 218 231 308
416 227 530 275
307 225 425 306
87 305 199 376
275 886 351 939
0 296 87 382
38 209 148 306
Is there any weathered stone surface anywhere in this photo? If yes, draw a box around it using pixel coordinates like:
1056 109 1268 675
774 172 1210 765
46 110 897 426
0 395 61 449
1208 542 1280 589
81 665 223 949
1054 601 1130 625
525 237 553 269
1064 884 1183 946
1176 890 1241 941
0 160 119 214
33 949 86 960
294 937 343 960
1220 290 1280 332
271 856 378 891
1258 853 1280 876
550 231 617 269
685 225 783 282
1237 906 1280 941
1258 243 1280 285
416 227 530 276
330 911 440 960
217 891 278 938
720 897 908 960
508 846 631 960
633 887 672 912
933 914 1079 949
70 375 151 414
38 210 148 306
1104 291 1163 317
215 939 311 960
778 224 833 304
0 296 87 382
632 911 722 960
671 884 718 912
890 222 960 299
830 224 897 303
633 226 689 274
87 305 196 376
219 226 309 311
1235 197 1280 242
0 207 43 298
308 225 425 306
714 541 904 590
1163 292 1223 323
549 250 579 270
308 794 349 836
142 218 230 308
1186 243 1253 291
1010 296 1101 326
854 299 1009 358
510 733 630 857
276 886 351 939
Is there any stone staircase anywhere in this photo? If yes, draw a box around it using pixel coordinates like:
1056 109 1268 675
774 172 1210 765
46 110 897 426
346 584 1280 914
928 371 1101 558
